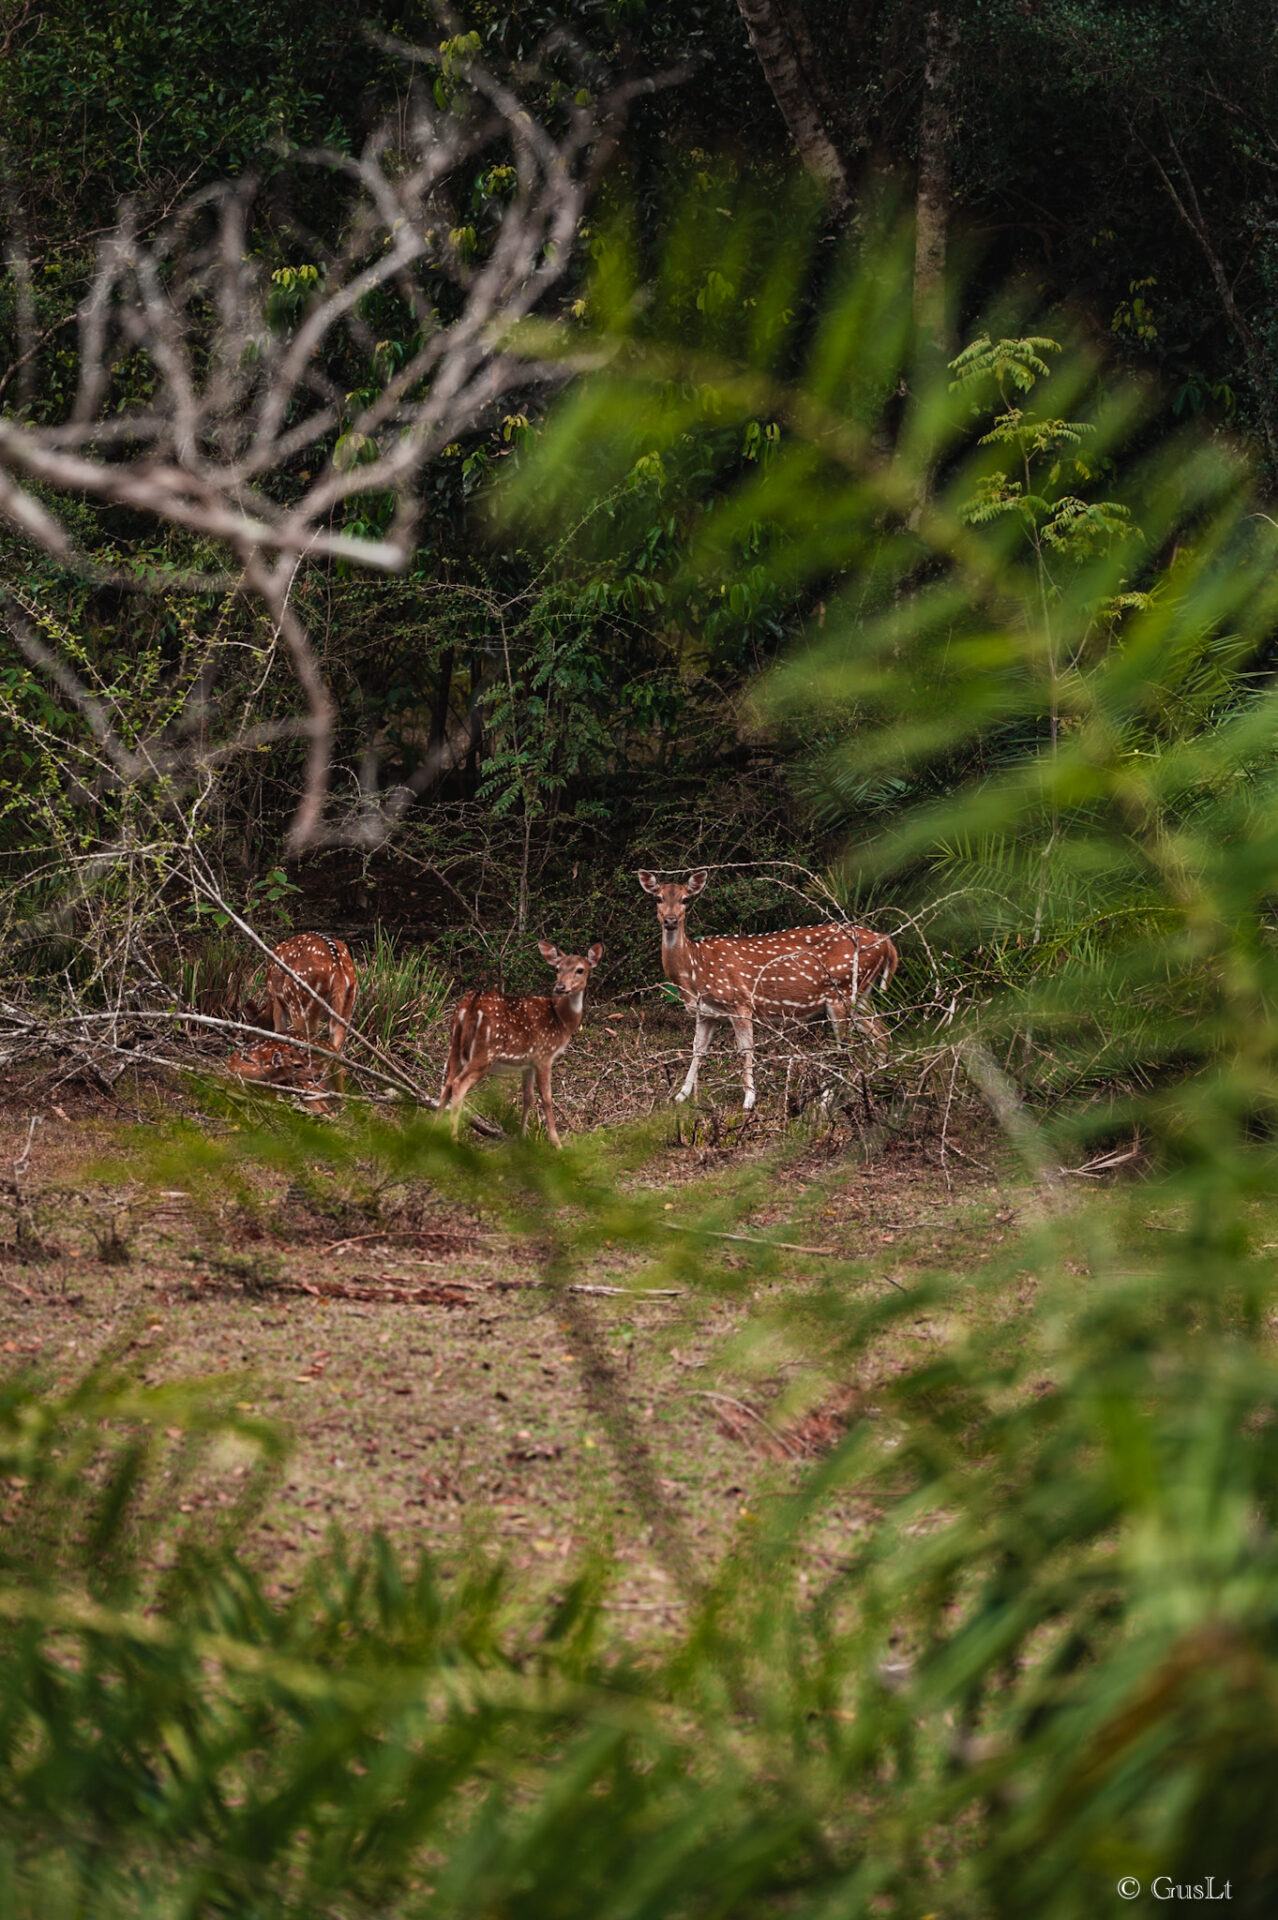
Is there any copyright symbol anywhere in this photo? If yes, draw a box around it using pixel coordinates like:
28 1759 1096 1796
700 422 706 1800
1118 1880 1141 1900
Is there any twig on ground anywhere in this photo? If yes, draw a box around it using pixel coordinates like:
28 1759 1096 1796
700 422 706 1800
938 1046 961 1186
1 1000 504 1137
663 1223 842 1257
566 1283 683 1298
941 1139 995 1175
693 1389 803 1461
602 1599 687 1611
13 1114 39 1178
1058 1142 1143 1177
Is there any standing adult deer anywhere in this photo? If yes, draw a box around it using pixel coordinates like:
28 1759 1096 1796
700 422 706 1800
440 940 604 1147
637 870 898 1111
244 933 358 1092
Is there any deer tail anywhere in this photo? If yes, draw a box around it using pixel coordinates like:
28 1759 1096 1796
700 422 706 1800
874 938 900 990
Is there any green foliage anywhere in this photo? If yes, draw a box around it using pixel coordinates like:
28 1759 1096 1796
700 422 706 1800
949 332 1061 393
477 598 615 822
357 924 453 1057
481 208 1278 1907
198 869 299 935
951 332 1134 561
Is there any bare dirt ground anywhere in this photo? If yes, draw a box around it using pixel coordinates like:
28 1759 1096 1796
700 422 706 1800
0 1024 1027 1625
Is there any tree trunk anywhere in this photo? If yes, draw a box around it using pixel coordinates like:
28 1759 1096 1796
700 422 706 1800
914 8 958 355
734 0 852 211
424 646 454 791
463 649 484 794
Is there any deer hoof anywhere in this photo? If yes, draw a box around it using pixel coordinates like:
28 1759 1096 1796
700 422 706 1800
743 1092 757 1112
673 1089 692 1105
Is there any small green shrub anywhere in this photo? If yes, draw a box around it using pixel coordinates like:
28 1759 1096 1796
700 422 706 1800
357 923 453 1058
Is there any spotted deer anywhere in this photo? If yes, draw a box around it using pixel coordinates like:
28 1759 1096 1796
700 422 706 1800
246 933 358 1092
225 1039 333 1110
440 940 604 1147
637 870 898 1110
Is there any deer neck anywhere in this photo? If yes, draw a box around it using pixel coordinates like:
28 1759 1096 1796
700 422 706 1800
552 988 585 1037
661 922 698 990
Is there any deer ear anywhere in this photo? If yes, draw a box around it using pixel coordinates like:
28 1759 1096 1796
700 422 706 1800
685 869 709 896
586 941 604 967
538 939 560 965
636 870 660 894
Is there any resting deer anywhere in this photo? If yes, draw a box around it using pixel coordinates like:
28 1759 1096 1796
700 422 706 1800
637 869 898 1111
225 1039 333 1110
243 932 358 1092
440 940 604 1147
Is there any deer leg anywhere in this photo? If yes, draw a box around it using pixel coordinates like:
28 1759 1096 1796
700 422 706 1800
521 1066 536 1135
825 997 849 1046
866 1013 891 1062
329 983 354 1094
441 1022 466 1109
293 1011 320 1091
675 1015 714 1104
851 998 890 1063
324 1040 346 1096
535 1060 562 1148
729 1015 756 1111
445 1067 483 1139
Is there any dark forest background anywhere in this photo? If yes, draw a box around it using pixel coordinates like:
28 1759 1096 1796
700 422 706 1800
5 0 1275 985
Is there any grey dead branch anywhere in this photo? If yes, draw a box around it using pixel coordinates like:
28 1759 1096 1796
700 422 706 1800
0 46 648 854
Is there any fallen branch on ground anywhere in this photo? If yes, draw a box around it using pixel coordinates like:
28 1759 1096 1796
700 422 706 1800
1058 1142 1143 1177
0 999 505 1137
663 1223 841 1257
692 1389 803 1461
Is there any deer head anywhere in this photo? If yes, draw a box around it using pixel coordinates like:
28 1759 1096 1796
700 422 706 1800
637 869 708 937
225 1039 331 1106
538 939 604 1003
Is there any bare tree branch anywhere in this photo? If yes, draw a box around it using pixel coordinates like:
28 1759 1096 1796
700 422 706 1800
0 42 641 848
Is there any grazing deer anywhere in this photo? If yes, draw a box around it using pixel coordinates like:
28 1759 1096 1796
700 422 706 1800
225 1039 333 1110
249 933 358 1092
637 869 898 1111
440 940 604 1147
